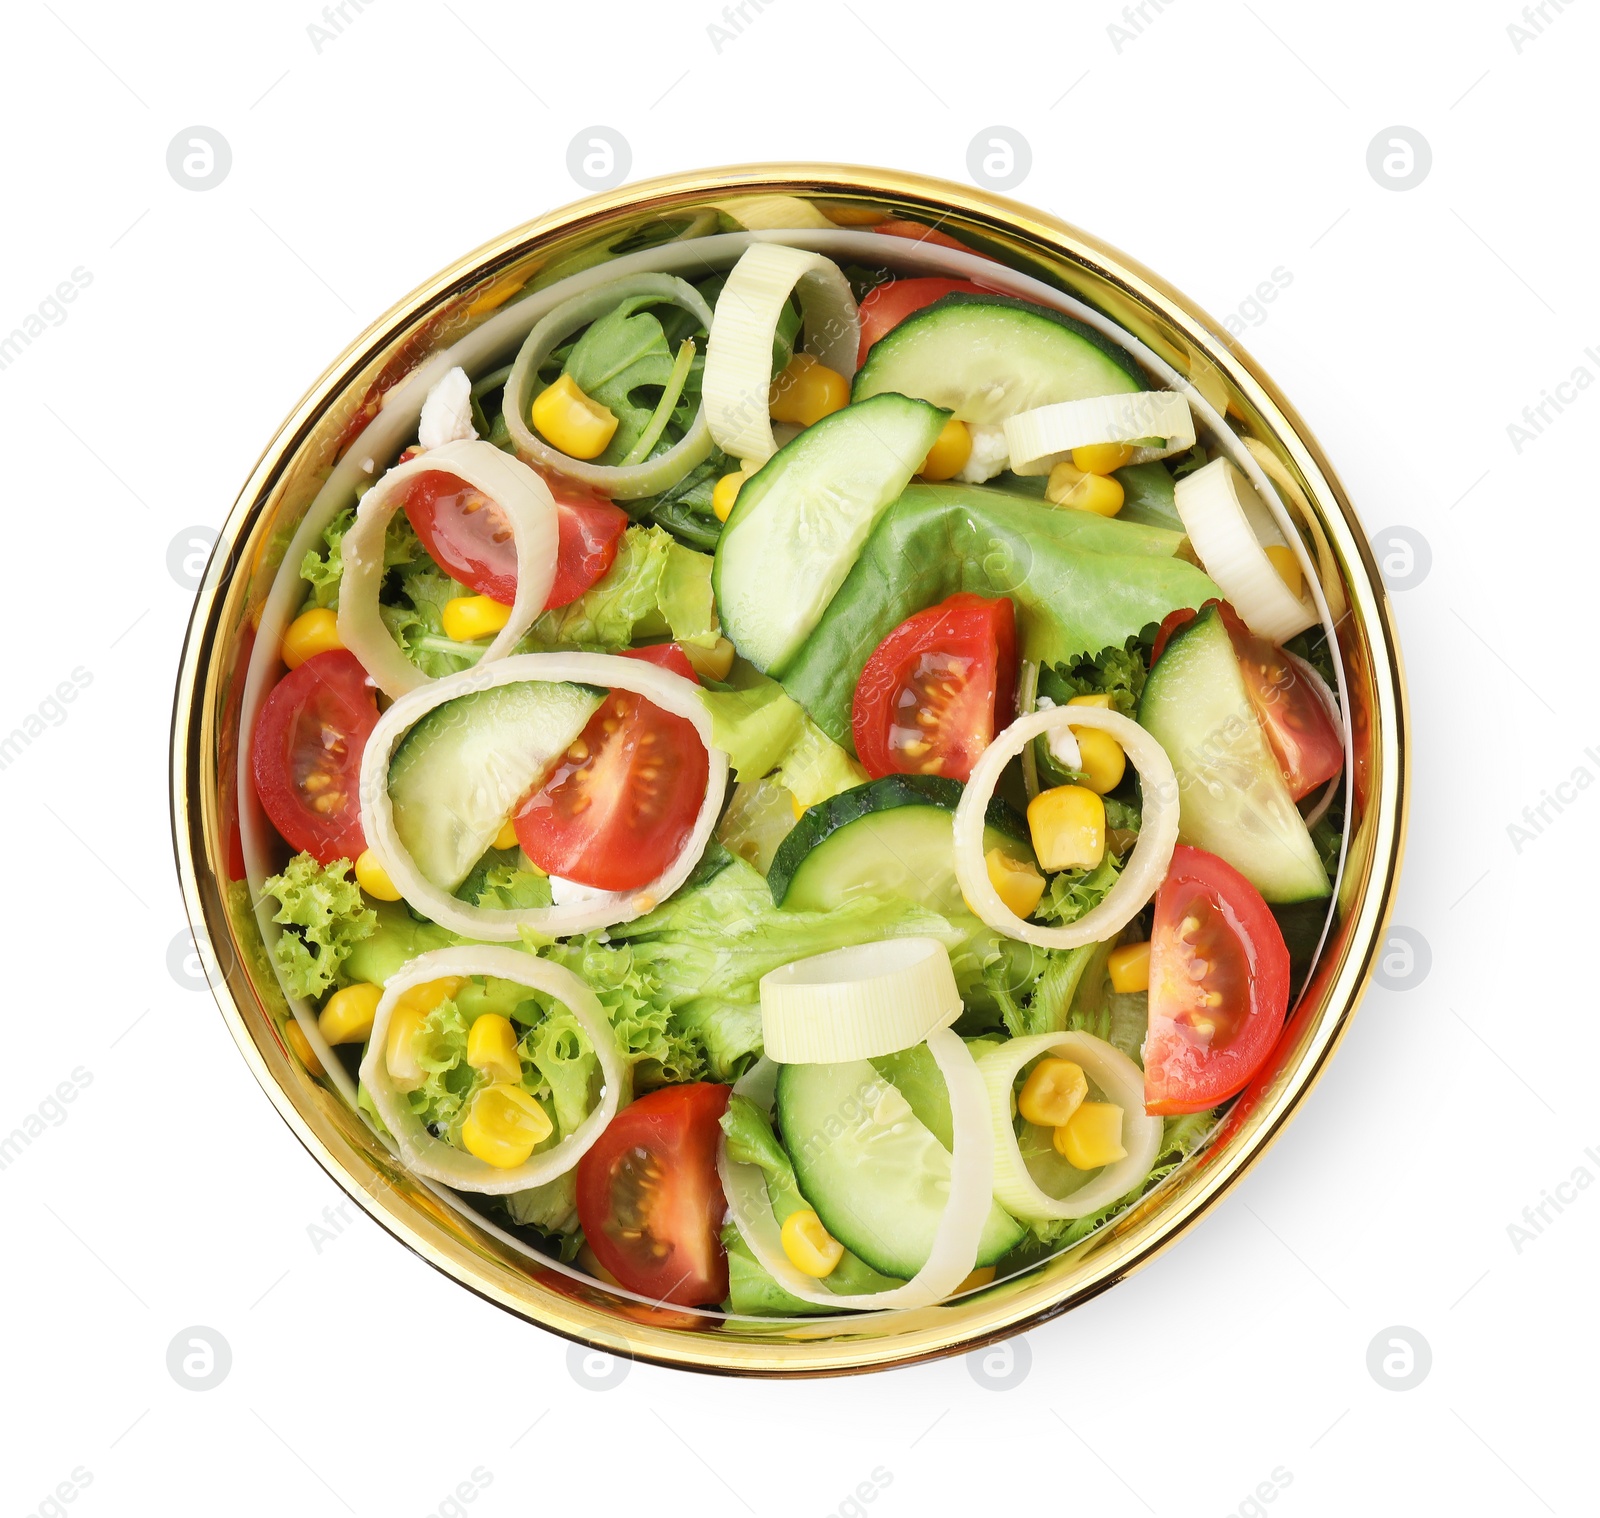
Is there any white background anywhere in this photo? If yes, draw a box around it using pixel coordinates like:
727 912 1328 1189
1 1 1592 1514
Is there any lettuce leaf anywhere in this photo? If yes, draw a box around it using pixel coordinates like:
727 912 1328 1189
562 292 680 464
697 668 865 807
406 997 478 1136
262 853 377 1000
1034 852 1122 928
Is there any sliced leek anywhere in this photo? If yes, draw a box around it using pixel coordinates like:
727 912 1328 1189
337 439 558 700
1174 458 1317 642
358 946 622 1195
716 1029 993 1312
953 706 1179 950
976 1031 1162 1221
1005 391 1196 476
359 653 728 940
759 937 961 1065
703 244 860 467
503 273 714 499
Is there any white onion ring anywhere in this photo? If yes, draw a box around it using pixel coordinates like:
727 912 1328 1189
357 946 622 1195
336 439 558 700
358 653 729 940
703 243 860 466
975 1031 1162 1222
716 1028 994 1312
955 706 1179 950
503 274 714 499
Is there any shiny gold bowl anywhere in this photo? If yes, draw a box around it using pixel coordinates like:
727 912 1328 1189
171 164 1406 1376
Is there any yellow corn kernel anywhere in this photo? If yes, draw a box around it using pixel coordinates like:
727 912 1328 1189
386 976 466 1091
1018 1057 1088 1128
712 470 747 523
461 1084 553 1168
955 1265 997 1293
466 1013 523 1086
283 1018 325 1077
354 848 402 901
683 636 737 682
1108 941 1151 994
1026 785 1106 872
531 372 619 459
492 816 520 852
1067 692 1113 710
319 982 383 1046
1054 1101 1127 1169
1071 442 1135 475
780 1208 845 1278
1046 462 1124 517
281 607 344 670
1071 727 1126 795
984 847 1046 919
919 417 972 481
442 594 513 642
1265 543 1304 599
769 353 850 427
791 791 807 820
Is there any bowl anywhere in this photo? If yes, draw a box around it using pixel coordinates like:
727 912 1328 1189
170 163 1407 1376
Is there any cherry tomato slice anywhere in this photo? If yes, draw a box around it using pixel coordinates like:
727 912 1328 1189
402 468 627 610
250 650 378 865
856 276 993 367
513 651 708 892
1214 604 1343 802
575 1082 732 1307
852 593 1016 784
1143 845 1291 1116
1150 606 1198 665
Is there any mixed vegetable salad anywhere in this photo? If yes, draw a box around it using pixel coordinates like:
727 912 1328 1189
245 226 1347 1314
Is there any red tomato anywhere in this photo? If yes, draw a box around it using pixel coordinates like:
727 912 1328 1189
621 643 699 683
851 593 1017 783
575 1083 732 1307
513 653 709 891
856 277 993 367
403 469 627 610
871 219 982 253
250 650 378 865
1143 846 1291 1116
1214 604 1343 802
1149 606 1198 665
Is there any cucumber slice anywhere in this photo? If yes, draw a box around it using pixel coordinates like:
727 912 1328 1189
387 681 602 891
768 774 1029 915
1138 605 1329 904
852 294 1145 424
775 1056 1024 1279
711 394 949 676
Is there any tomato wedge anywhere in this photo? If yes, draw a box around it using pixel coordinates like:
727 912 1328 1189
403 468 627 610
251 650 379 865
852 593 1017 783
1149 606 1198 666
575 1083 732 1307
1143 846 1291 1116
513 647 708 891
856 276 993 366
1215 603 1343 801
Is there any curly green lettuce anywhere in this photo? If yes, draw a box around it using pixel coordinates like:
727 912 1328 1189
261 853 376 999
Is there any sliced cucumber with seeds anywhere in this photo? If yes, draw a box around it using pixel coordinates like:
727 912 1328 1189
711 394 949 676
852 293 1145 425
775 1056 1024 1280
768 774 1030 916
1138 604 1328 904
387 681 602 891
